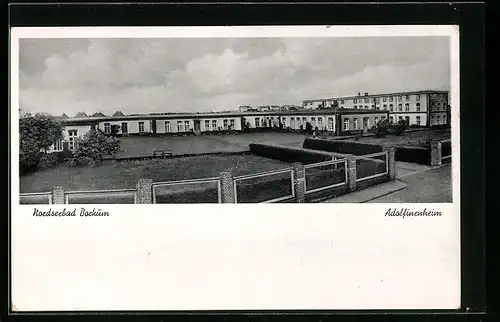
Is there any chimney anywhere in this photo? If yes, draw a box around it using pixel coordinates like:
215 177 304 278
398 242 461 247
358 92 361 96
364 92 368 96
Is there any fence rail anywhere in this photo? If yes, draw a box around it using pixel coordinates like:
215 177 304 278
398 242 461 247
304 159 347 194
355 151 389 182
233 168 294 203
20 192 53 204
65 189 137 204
152 177 221 203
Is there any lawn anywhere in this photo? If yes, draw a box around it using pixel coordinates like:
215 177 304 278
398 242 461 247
117 132 307 158
20 154 290 193
342 128 451 148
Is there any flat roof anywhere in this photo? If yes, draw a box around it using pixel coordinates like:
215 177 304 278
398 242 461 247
303 90 449 103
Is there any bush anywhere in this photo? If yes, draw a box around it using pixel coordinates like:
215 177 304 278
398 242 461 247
417 135 436 148
38 153 58 169
303 138 383 155
249 143 333 164
71 129 121 166
370 119 391 137
393 119 409 136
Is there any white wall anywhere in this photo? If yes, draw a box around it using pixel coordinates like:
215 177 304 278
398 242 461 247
389 113 428 126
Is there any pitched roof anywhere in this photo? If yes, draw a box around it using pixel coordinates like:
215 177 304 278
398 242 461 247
74 112 88 118
91 112 106 117
113 111 125 117
60 113 69 119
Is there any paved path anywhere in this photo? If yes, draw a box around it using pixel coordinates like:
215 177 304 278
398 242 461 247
367 164 452 203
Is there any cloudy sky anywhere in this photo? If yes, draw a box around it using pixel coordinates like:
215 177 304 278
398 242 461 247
19 37 450 117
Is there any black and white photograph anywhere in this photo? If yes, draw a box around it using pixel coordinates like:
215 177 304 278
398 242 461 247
17 31 454 205
10 25 462 312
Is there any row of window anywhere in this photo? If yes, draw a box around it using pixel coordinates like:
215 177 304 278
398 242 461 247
254 116 335 130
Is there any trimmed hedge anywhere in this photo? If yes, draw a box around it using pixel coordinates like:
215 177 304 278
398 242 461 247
394 146 431 165
249 143 334 164
303 138 383 155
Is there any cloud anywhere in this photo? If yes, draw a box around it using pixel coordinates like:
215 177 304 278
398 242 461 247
19 37 450 116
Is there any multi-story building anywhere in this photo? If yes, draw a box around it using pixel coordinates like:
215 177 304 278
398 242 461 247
302 90 450 127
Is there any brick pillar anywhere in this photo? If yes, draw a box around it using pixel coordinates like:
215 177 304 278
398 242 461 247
220 171 235 203
430 140 442 167
136 179 153 204
52 186 65 204
292 162 306 203
383 146 396 180
346 156 357 192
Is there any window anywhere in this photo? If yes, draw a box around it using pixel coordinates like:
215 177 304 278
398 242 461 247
54 139 63 151
104 123 111 134
183 121 189 131
372 98 376 103
389 116 394 123
372 104 375 109
374 117 379 124
340 100 344 104
405 103 410 111
353 99 357 104
416 94 421 101
343 119 349 131
290 117 295 129
398 116 403 121
311 117 316 127
398 96 403 101
405 95 410 101
389 104 394 111
365 105 368 109
302 117 307 125
328 117 334 130
354 105 357 109
416 116 421 125
230 119 235 129
282 117 287 126
223 119 228 130
389 97 394 102
353 118 358 130
405 116 410 124
212 120 217 129
364 98 369 103
121 122 128 134
383 97 387 102
416 103 421 112
177 121 183 132
255 117 260 127
296 117 301 128
318 117 323 129
138 122 145 132
437 116 441 125
68 130 78 151
443 116 447 124
382 116 386 121
204 120 210 130
383 104 387 109
398 104 402 112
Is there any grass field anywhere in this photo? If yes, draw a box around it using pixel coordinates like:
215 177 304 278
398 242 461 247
117 132 307 157
20 154 290 193
342 128 451 148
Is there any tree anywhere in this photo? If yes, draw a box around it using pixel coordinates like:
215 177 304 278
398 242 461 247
110 124 121 137
393 119 409 136
19 113 64 170
370 118 390 137
71 129 120 167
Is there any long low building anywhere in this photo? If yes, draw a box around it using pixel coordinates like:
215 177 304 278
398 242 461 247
48 108 394 152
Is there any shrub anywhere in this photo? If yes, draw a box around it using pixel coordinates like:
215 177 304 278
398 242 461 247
71 129 121 166
417 135 435 148
38 153 58 169
370 119 391 137
393 119 409 136
249 143 333 164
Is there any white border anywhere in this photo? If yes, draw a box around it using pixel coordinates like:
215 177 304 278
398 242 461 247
10 25 461 311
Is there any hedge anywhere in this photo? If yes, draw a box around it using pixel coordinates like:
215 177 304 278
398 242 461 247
303 138 383 155
394 146 431 165
249 143 334 164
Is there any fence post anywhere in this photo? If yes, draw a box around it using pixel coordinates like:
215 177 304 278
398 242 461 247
430 140 442 167
52 186 65 204
136 179 153 204
346 156 357 192
292 162 306 203
220 171 236 203
382 146 396 180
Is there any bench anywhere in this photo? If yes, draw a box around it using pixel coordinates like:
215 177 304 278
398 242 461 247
153 150 172 158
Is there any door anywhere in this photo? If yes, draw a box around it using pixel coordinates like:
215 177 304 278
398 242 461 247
121 123 128 135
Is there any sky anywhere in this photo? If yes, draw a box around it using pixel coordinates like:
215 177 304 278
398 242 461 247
18 37 450 117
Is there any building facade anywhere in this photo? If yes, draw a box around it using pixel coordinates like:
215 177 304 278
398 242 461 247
302 90 450 127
